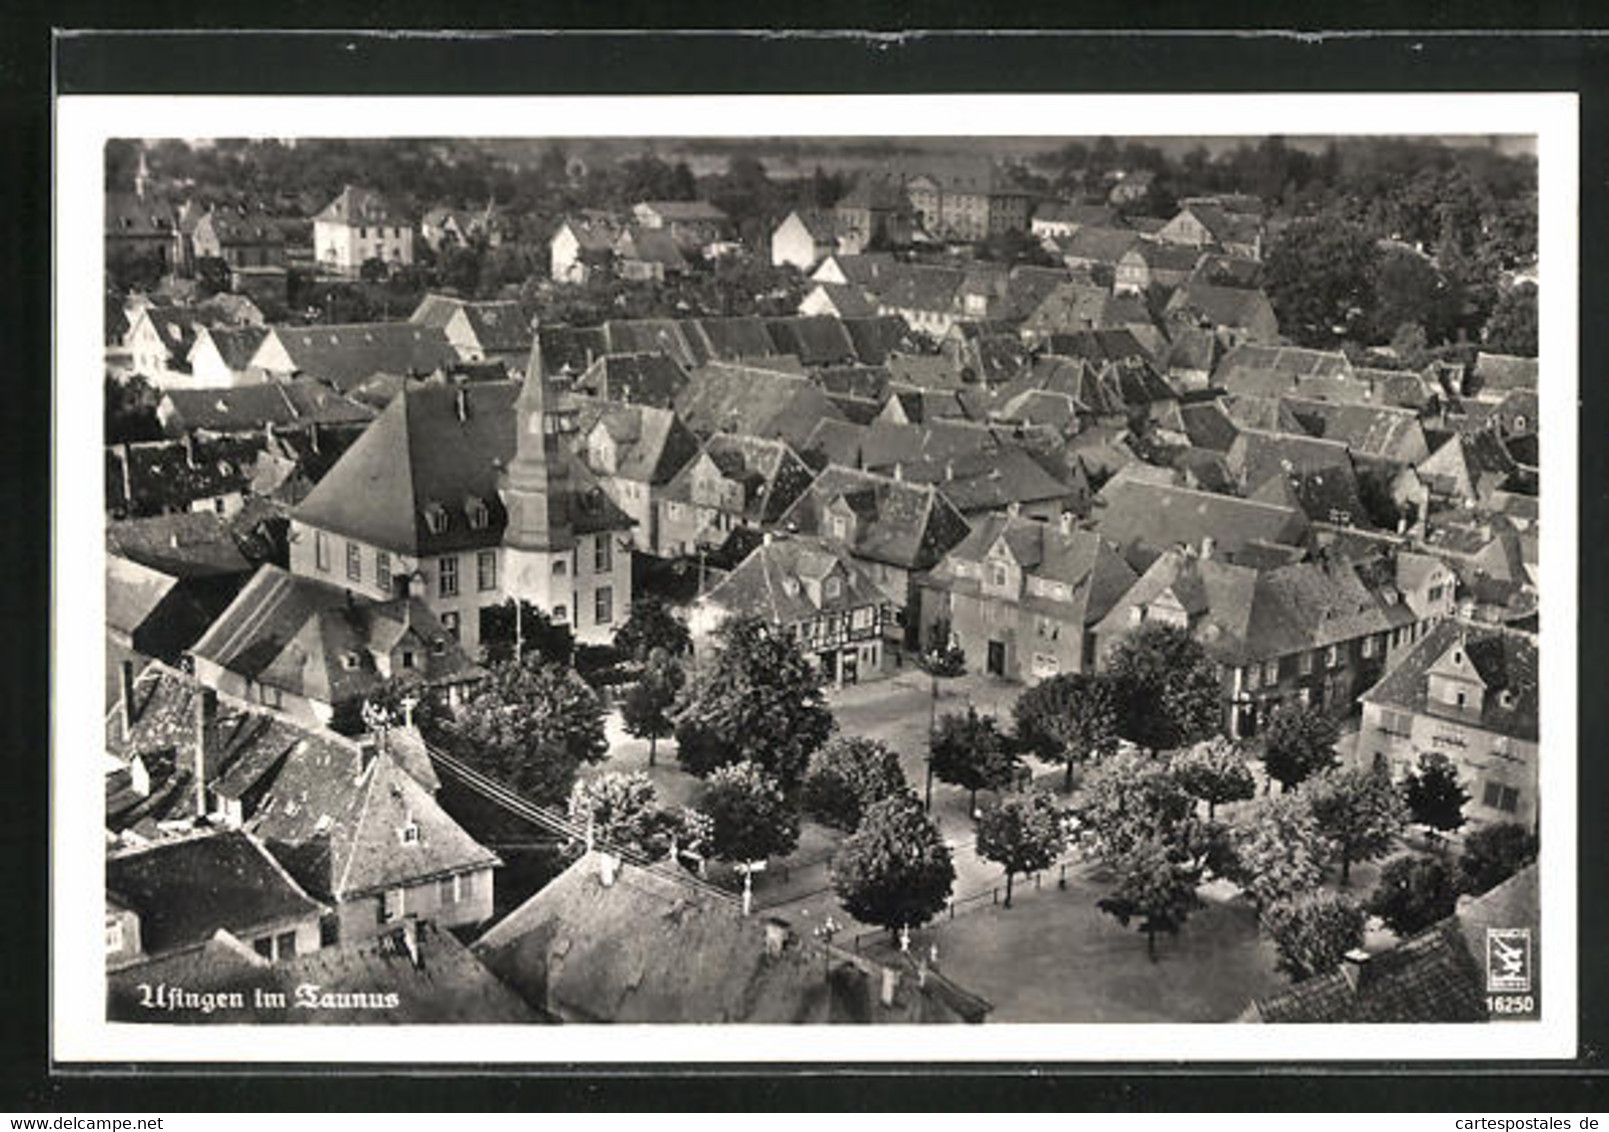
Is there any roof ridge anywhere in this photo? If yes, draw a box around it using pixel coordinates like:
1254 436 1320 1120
333 748 384 899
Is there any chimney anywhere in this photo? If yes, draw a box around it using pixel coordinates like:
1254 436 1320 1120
892 462 903 481
192 684 217 821
1201 535 1215 560
943 459 954 481
181 432 197 469
879 965 899 1008
309 422 321 454
1340 947 1370 992
1058 510 1074 536
118 660 137 741
398 917 421 968
1006 501 1021 519
598 851 619 888
454 387 468 423
263 419 276 448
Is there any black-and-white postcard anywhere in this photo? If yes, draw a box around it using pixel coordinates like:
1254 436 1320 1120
53 90 1578 1063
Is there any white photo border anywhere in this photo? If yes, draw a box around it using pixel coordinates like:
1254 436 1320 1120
54 92 1580 1064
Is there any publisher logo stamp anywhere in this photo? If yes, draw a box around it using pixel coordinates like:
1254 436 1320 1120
1486 928 1532 993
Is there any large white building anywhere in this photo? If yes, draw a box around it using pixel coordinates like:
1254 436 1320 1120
313 185 414 275
288 335 636 657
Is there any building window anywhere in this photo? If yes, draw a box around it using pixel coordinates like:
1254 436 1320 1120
830 515 848 540
1482 781 1520 814
1299 651 1315 676
401 650 415 670
554 604 568 623
595 535 612 574
438 556 459 597
825 577 841 600
254 937 274 959
380 887 404 923
1246 665 1260 691
1263 660 1278 684
400 819 420 845
991 563 1007 587
314 530 329 571
376 550 391 591
276 930 296 959
553 559 568 577
1325 644 1341 668
478 550 497 592
105 920 123 954
441 611 460 642
347 541 363 582
440 875 456 905
595 586 614 626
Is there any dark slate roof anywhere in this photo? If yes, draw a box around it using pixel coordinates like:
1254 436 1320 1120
812 364 892 402
197 212 285 247
1360 618 1539 742
573 351 689 408
106 830 326 959
106 511 253 578
1221 393 1308 435
107 434 266 519
262 323 458 390
108 920 538 1024
1179 399 1241 452
661 433 816 525
1284 396 1426 461
1093 477 1309 565
875 265 966 316
840 316 923 366
1250 920 1486 1023
194 325 270 371
160 380 375 435
776 465 972 571
536 325 610 375
191 564 485 705
292 379 632 556
314 185 406 226
807 283 878 318
763 316 861 367
684 316 780 362
476 850 985 1024
107 190 177 237
1230 429 1371 525
919 444 1075 514
1041 328 1154 368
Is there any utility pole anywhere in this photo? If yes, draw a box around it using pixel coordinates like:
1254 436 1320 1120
924 668 938 812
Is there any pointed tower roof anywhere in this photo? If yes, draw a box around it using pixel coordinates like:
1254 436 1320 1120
501 322 575 551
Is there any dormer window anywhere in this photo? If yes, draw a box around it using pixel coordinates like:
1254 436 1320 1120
1498 689 1516 710
399 819 420 845
423 503 449 535
465 496 489 530
340 652 361 671
782 577 800 597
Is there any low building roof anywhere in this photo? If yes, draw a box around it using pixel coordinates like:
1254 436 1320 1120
1360 618 1538 742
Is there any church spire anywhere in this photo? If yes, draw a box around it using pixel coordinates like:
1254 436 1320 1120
501 319 573 551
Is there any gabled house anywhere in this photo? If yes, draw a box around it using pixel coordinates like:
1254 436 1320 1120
287 341 636 653
1115 243 1204 294
126 304 200 384
313 186 413 275
774 465 972 637
156 380 375 438
409 294 537 372
569 397 701 555
1213 344 1354 398
1093 548 1412 738
690 533 896 685
191 212 287 271
1416 431 1518 508
106 828 328 971
572 351 690 408
1226 428 1372 529
1356 619 1539 827
190 563 486 726
656 433 815 558
916 511 1137 683
1156 202 1263 260
1163 283 1279 346
799 282 879 320
674 362 847 448
614 226 690 281
904 165 1033 242
549 213 624 284
1467 352 1538 399
631 200 732 251
1048 226 1144 273
1030 200 1120 241
833 176 915 254
771 209 842 271
1285 397 1431 465
184 325 271 388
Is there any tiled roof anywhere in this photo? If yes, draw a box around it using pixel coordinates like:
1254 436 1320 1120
616 226 688 269
1179 399 1241 452
602 318 701 368
1055 226 1143 265
476 851 985 1024
569 396 700 486
1033 201 1119 227
1230 429 1371 527
661 433 816 525
874 265 967 317
764 316 860 366
191 564 485 706
699 533 889 625
836 177 909 211
935 513 1136 627
637 199 729 223
776 465 972 571
260 323 458 391
293 378 632 556
1220 393 1309 435
1285 396 1427 461
1471 352 1538 396
674 363 846 447
1093 478 1309 566
918 444 1074 514
107 434 265 518
109 920 537 1024
106 511 253 578
574 351 689 408
1250 920 1485 1023
1360 618 1538 742
685 316 782 363
1165 282 1274 332
1214 344 1352 396
813 365 892 402
106 829 326 960
192 325 270 372
160 379 375 435
806 282 879 319
314 185 405 226
840 315 923 366
197 212 286 247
